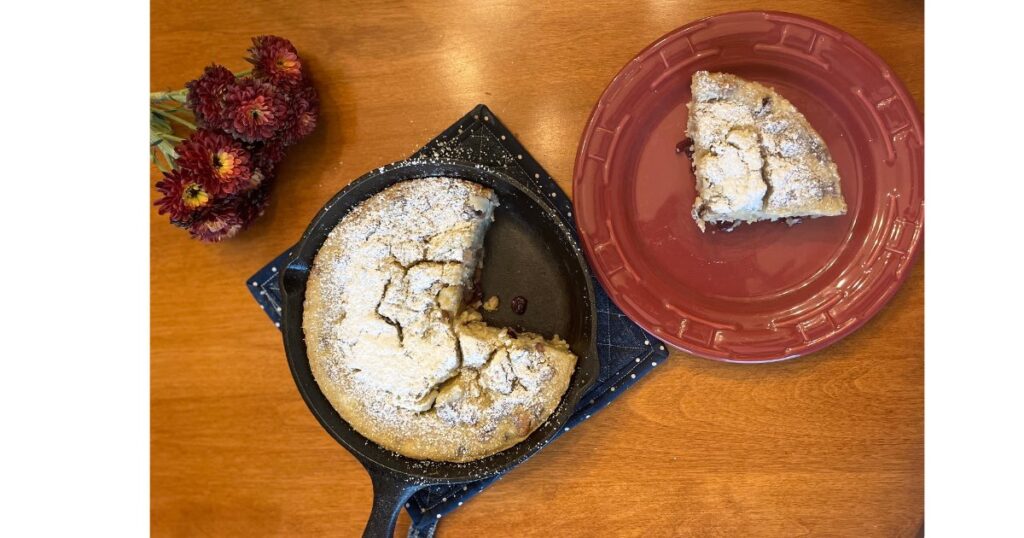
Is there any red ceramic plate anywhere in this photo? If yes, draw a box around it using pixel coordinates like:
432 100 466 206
573 11 923 362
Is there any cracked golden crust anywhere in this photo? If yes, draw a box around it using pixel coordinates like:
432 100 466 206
688 71 847 231
303 178 576 462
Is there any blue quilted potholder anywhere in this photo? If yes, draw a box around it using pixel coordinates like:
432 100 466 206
247 105 669 537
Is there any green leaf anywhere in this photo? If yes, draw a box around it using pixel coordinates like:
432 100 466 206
158 139 179 160
151 107 196 130
150 88 189 104
156 154 171 173
150 112 171 134
151 145 173 173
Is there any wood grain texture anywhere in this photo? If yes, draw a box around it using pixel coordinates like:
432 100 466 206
151 1 923 536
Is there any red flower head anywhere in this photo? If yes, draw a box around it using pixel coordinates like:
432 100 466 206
250 138 287 177
239 183 271 222
281 84 319 146
184 65 236 129
247 35 304 87
187 204 245 242
187 185 270 242
154 168 212 223
222 77 288 143
175 129 252 195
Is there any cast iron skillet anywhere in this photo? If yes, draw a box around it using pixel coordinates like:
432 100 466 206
279 160 599 537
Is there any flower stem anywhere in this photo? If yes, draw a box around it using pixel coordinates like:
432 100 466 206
151 107 196 130
150 88 188 104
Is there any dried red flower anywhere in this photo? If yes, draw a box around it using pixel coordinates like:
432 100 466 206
153 35 322 241
247 35 304 87
187 185 270 242
281 84 319 146
239 183 271 222
249 138 287 177
222 77 288 143
187 204 245 242
175 129 253 195
154 168 211 223
184 65 236 129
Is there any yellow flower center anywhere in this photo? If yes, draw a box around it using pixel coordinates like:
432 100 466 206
182 183 210 208
212 151 236 179
277 57 299 73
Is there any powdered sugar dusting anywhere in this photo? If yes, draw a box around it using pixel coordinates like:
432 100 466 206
688 71 847 230
304 177 576 462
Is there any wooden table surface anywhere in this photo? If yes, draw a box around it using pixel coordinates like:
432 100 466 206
151 1 923 535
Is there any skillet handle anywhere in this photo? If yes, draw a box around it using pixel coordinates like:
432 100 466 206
362 468 421 538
